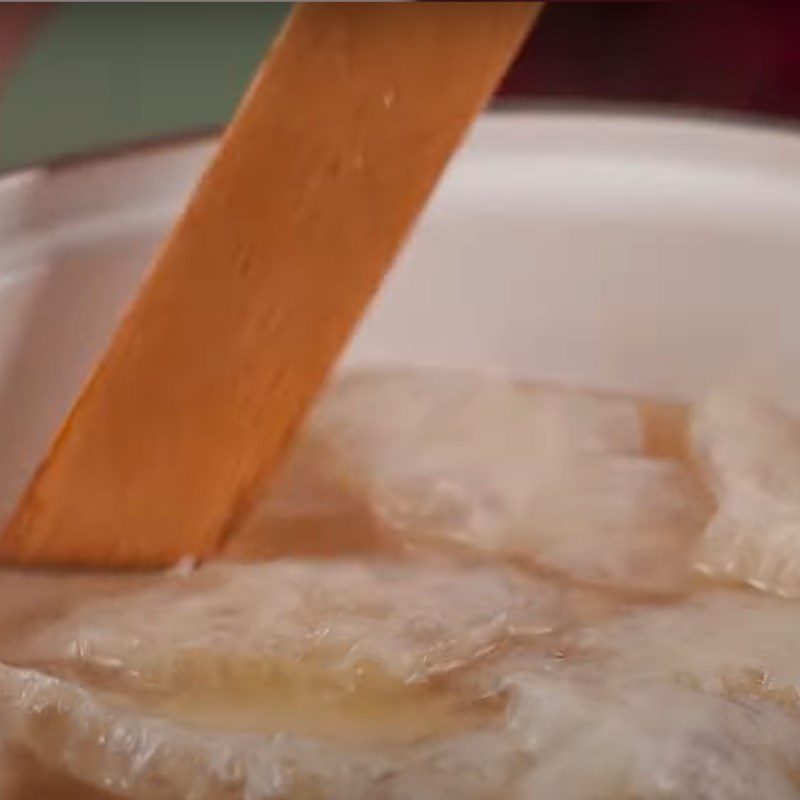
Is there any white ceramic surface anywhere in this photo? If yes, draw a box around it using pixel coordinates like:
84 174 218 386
2 109 800 515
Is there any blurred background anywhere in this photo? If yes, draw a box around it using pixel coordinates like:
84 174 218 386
2 2 800 171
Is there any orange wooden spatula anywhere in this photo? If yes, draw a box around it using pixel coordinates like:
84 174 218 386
1 2 541 566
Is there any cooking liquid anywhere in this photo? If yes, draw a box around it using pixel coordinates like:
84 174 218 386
0 388 716 799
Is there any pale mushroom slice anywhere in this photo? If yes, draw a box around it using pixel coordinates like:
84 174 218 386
243 368 643 548
0 740 115 800
16 559 565 696
560 589 800 712
505 672 800 800
0 558 566 800
692 392 800 597
244 368 707 594
502 454 708 595
5 575 799 799
0 661 533 800
12 641 800 800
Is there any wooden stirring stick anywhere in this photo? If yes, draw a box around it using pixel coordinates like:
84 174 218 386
1 2 540 567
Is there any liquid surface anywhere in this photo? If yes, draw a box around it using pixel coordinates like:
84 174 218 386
1 368 799 799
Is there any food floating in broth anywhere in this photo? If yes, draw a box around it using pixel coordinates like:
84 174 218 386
1 368 800 799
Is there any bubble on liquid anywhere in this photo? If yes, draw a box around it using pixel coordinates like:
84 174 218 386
692 392 800 598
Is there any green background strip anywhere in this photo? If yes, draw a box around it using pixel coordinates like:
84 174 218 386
0 3 291 170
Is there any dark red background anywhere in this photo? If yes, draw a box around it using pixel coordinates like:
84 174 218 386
500 2 800 120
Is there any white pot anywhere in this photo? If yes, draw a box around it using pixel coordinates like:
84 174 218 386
2 109 800 515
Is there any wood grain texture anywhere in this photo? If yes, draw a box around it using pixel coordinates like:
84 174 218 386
1 2 540 566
